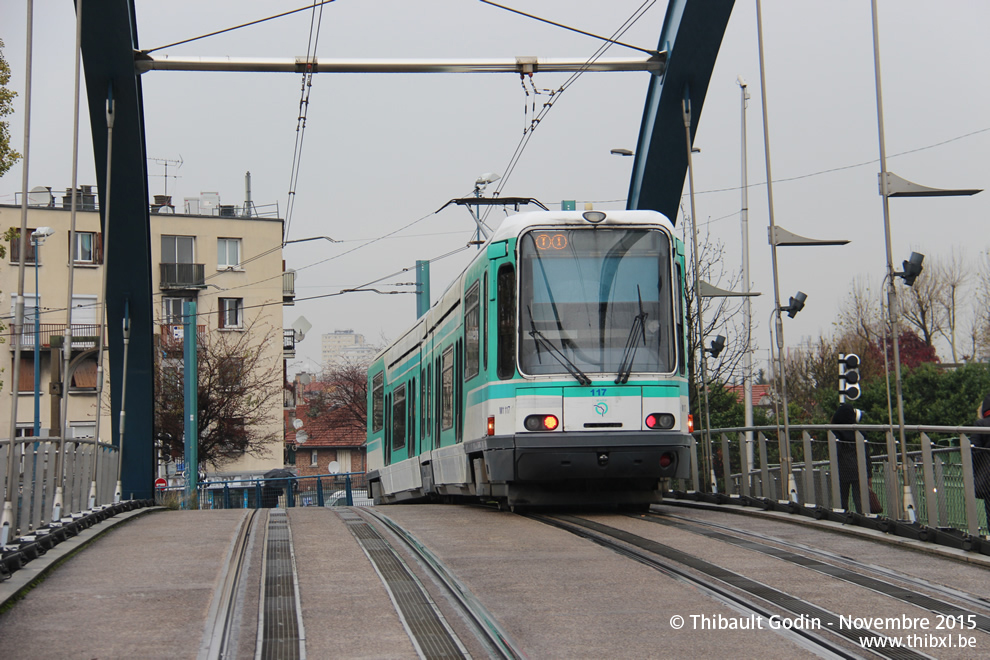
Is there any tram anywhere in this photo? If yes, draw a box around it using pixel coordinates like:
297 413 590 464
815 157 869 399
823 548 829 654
366 208 693 509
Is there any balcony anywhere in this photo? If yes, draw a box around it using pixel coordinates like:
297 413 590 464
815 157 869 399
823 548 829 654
283 270 296 306
284 328 296 358
160 263 206 290
158 325 206 351
8 323 103 350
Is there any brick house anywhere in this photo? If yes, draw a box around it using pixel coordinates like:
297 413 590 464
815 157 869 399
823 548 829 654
285 377 366 478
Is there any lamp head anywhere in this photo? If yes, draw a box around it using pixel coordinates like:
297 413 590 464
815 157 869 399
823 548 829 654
899 252 924 286
784 291 807 318
475 172 501 186
32 226 55 242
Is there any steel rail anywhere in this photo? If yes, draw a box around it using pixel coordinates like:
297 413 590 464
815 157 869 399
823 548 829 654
361 507 526 660
200 508 258 660
652 510 990 619
530 513 930 660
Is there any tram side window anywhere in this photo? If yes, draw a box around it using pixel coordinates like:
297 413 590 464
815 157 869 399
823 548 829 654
483 271 489 371
441 346 454 431
408 378 416 456
497 264 516 380
675 262 685 376
465 281 480 380
372 371 384 432
392 384 407 451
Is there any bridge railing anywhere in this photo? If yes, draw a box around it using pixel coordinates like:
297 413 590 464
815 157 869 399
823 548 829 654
0 437 120 538
155 472 372 510
682 424 989 541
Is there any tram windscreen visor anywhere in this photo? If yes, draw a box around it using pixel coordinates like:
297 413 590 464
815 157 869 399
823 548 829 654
519 228 675 376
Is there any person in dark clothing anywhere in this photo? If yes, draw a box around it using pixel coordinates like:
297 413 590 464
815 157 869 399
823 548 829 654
970 394 990 530
833 403 871 514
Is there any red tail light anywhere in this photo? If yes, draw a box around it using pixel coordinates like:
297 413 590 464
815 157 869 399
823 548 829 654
687 414 694 433
524 415 560 431
487 416 495 436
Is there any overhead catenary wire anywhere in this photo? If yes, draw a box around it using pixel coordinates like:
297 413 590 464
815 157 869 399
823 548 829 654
141 1 338 55
282 0 327 243
481 0 656 228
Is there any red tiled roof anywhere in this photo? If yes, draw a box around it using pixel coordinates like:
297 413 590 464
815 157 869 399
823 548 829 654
288 401 364 448
725 384 773 407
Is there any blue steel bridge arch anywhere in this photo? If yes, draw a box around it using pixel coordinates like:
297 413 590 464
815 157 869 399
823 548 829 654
78 0 734 500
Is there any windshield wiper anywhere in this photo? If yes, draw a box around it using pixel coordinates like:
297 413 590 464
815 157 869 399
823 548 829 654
528 307 591 386
615 286 648 384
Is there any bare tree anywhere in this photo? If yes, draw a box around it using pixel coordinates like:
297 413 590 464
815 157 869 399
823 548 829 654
933 250 969 362
899 262 944 350
838 275 885 346
681 217 751 390
154 314 283 469
305 358 371 433
970 252 990 361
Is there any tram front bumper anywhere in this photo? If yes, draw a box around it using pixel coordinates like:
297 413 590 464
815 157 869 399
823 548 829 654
464 432 692 483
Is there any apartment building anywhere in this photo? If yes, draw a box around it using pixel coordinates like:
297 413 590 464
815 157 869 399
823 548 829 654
0 186 295 481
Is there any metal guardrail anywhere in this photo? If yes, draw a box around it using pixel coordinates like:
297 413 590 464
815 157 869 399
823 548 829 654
684 423 989 542
0 437 120 538
155 472 372 510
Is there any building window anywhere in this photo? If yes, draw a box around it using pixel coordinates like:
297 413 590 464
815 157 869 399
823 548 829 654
218 298 243 329
310 449 319 467
163 297 195 325
69 422 96 438
70 358 98 390
218 357 244 391
161 235 195 264
73 232 102 264
217 238 241 269
9 228 38 264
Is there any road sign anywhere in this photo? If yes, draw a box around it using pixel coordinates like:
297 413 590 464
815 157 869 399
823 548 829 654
155 477 167 489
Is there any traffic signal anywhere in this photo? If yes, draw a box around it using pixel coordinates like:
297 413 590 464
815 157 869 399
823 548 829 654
839 353 861 401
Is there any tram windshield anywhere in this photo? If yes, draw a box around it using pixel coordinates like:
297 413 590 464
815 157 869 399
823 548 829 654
518 228 675 378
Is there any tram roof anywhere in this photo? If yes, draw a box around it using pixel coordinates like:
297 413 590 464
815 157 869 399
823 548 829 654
487 209 675 244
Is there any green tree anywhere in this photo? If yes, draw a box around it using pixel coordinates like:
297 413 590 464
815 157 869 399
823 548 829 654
1 38 22 178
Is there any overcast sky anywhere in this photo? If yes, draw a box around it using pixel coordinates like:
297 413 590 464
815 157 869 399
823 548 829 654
2 1 988 374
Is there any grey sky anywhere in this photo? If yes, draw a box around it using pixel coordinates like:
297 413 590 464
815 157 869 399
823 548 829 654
2 1 988 373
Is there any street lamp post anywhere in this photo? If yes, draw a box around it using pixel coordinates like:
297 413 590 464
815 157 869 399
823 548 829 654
31 227 55 436
869 0 981 521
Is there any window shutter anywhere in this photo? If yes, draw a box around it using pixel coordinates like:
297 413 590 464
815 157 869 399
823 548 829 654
96 232 104 264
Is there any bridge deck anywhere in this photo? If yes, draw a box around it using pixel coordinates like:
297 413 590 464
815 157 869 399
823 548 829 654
1 504 988 658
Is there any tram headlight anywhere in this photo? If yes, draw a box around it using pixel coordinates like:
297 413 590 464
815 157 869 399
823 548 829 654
582 210 606 224
524 414 560 431
645 413 675 430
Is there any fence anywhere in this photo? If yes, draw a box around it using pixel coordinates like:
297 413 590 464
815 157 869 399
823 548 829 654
0 437 120 538
155 472 371 510
682 423 989 540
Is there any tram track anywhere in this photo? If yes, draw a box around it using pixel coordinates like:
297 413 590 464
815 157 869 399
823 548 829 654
529 512 933 660
354 507 526 660
645 510 990 628
200 508 258 660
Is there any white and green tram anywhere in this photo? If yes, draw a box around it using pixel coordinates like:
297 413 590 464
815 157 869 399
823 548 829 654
366 209 693 509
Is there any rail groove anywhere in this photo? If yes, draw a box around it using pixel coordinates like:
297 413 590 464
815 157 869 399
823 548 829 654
337 508 471 660
531 513 930 660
